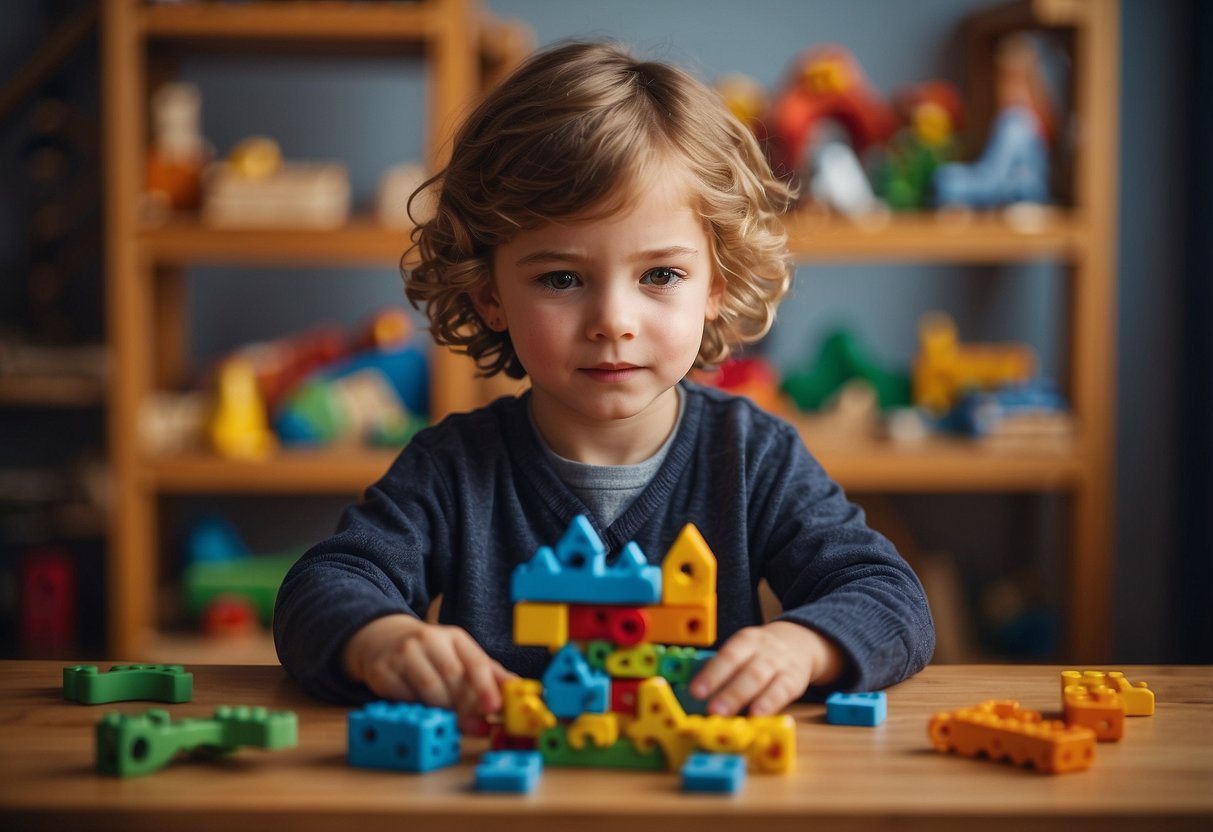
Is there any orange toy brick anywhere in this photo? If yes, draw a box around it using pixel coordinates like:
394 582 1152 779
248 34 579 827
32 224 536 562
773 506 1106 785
928 700 1096 774
1061 670 1155 716
1063 684 1125 742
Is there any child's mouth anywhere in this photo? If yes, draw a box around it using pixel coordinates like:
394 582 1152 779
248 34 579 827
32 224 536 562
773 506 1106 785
582 364 641 383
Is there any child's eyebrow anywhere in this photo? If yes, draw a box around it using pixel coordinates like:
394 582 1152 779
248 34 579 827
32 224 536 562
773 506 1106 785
513 245 700 268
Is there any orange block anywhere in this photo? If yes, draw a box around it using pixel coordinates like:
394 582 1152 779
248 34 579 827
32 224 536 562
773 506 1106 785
642 598 716 647
1063 685 1126 742
928 700 1096 774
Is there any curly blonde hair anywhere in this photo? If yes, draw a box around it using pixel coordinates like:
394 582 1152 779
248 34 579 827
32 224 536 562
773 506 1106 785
405 41 794 379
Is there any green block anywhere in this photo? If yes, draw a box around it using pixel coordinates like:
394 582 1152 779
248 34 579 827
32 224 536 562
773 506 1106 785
584 640 613 671
182 550 302 624
96 705 298 777
537 725 666 771
781 329 912 412
64 664 193 704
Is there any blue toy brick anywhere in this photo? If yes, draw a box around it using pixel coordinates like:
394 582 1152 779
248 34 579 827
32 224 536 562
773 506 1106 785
673 683 709 716
542 644 610 719
681 753 746 794
348 701 462 772
826 691 887 727
511 515 661 605
475 750 543 793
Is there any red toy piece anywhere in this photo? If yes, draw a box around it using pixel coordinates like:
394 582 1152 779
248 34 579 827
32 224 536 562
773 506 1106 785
568 605 648 647
21 547 76 655
766 45 897 183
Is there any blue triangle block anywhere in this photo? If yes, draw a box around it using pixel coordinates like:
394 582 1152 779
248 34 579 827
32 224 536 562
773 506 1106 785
510 515 662 604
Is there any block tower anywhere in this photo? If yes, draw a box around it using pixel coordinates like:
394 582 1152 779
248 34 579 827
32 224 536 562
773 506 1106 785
499 515 796 785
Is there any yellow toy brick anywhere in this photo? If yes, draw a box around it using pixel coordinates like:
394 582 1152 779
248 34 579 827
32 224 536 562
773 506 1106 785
566 712 620 750
912 312 1036 412
513 602 569 650
685 714 756 753
643 598 717 646
747 714 796 774
501 678 556 738
605 643 660 678
1063 684 1125 741
625 677 697 770
660 523 718 606
1061 669 1155 716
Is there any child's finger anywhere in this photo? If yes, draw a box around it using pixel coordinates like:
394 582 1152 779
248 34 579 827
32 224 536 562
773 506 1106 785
707 657 774 716
363 663 418 702
456 643 505 713
689 630 759 699
399 637 457 709
745 674 798 717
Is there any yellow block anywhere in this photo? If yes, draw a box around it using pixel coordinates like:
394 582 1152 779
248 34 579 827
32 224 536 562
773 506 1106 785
513 602 568 650
501 678 556 738
567 712 620 750
660 524 718 606
625 678 696 770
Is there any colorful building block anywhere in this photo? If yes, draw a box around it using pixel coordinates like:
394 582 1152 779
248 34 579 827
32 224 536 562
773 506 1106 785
513 602 569 650
682 753 746 794
475 750 543 793
642 598 717 647
685 714 756 753
610 678 641 714
542 644 610 718
673 683 709 716
745 715 797 774
347 701 461 773
96 705 297 777
927 700 1096 774
625 677 697 770
568 605 648 646
605 643 661 678
659 524 718 606
584 640 613 670
826 691 887 726
65 664 193 705
1063 684 1126 742
657 647 715 685
537 725 666 770
1061 670 1154 716
566 712 621 749
502 678 557 738
510 515 662 605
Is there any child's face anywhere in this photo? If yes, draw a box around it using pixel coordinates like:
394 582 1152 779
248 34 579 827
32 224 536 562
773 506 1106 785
481 162 722 451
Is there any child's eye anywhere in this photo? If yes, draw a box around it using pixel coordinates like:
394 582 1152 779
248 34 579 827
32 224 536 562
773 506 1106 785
641 268 684 288
538 271 580 291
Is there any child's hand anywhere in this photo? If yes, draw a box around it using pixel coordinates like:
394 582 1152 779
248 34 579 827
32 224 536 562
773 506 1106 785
688 621 843 717
343 614 515 730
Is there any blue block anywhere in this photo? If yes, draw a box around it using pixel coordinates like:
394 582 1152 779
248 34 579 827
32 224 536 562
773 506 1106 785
511 515 661 605
825 691 887 727
475 750 543 793
542 644 610 719
681 753 746 794
348 701 462 772
673 683 708 716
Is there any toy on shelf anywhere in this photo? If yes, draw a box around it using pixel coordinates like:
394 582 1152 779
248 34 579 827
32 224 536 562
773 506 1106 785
927 699 1095 774
871 82 964 211
766 44 897 189
65 664 193 705
912 312 1036 414
143 82 209 223
782 328 911 413
21 546 75 655
376 163 430 230
693 356 788 415
202 135 351 229
935 379 1072 439
96 705 298 777
209 357 278 460
933 35 1055 209
274 310 429 448
182 549 303 633
485 516 796 793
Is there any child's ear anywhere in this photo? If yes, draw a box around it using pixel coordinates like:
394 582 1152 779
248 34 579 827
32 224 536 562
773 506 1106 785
470 281 508 332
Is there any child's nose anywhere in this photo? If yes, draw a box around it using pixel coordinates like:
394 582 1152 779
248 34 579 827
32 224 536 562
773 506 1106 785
587 286 638 341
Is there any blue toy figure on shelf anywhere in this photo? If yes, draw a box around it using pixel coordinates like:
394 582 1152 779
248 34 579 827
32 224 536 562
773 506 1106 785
273 40 934 740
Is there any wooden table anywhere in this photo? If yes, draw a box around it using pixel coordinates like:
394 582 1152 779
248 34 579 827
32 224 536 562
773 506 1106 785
1 662 1210 831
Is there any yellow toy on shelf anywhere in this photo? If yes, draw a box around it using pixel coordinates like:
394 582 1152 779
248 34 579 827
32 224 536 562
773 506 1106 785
209 358 277 461
912 312 1036 412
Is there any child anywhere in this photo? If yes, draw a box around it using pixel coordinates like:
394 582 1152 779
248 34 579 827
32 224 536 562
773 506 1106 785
274 41 934 728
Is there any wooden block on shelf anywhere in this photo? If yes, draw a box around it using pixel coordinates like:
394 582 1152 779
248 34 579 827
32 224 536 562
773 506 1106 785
202 162 350 229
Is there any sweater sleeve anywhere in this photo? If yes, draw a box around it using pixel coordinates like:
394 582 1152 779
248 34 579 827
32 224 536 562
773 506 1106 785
272 443 448 704
755 424 936 692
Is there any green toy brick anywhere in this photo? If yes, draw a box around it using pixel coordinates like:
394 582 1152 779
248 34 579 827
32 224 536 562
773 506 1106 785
64 664 193 704
537 725 666 771
95 705 298 777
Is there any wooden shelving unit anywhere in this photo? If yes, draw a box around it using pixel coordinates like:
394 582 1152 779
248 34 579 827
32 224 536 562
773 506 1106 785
101 0 532 661
102 0 1117 663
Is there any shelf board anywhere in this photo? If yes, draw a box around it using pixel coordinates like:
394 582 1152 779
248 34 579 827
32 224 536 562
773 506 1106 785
802 428 1087 492
0 375 105 407
139 216 413 266
139 211 1086 268
784 211 1085 263
145 447 398 494
140 1 436 44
